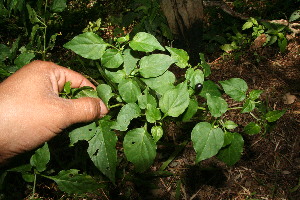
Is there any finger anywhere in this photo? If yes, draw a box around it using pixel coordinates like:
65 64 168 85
63 97 109 125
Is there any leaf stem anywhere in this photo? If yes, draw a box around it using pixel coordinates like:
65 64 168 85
31 172 37 199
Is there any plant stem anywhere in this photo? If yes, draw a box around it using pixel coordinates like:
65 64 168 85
31 172 37 199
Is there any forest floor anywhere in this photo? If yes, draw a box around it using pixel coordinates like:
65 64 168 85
132 35 300 200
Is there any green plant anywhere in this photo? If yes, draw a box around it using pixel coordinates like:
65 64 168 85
1 29 285 196
0 0 67 79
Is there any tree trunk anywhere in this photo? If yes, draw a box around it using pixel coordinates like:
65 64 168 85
160 0 204 63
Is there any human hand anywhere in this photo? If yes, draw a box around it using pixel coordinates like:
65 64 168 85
0 60 108 163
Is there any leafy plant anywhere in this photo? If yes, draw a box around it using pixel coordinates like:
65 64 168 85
60 32 284 186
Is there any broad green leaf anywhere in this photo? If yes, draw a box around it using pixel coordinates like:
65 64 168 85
0 44 10 61
87 121 117 183
146 104 161 123
118 79 141 103
241 99 256 113
265 110 286 122
166 47 189 68
223 131 234 147
206 93 228 117
151 126 163 143
289 10 300 22
249 90 263 100
73 86 98 98
139 54 174 78
159 82 189 117
123 49 139 75
129 32 164 52
45 169 101 194
278 37 287 52
182 99 198 122
8 164 32 173
64 32 108 60
220 44 234 52
22 173 35 183
111 103 141 131
30 143 50 172
200 80 221 98
219 78 248 101
101 49 124 69
191 122 224 162
97 84 113 106
224 120 238 130
138 89 157 109
185 68 204 89
142 71 175 95
242 21 253 30
63 81 71 94
105 69 126 84
69 122 97 146
244 122 261 135
124 128 156 172
199 53 211 77
51 0 67 12
14 52 35 67
217 132 244 166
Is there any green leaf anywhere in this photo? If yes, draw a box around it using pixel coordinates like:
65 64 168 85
151 126 163 143
45 169 101 194
139 54 174 78
222 131 234 147
87 121 117 183
191 122 224 162
206 93 228 118
219 78 248 101
129 32 164 52
278 37 287 52
26 4 39 24
146 104 161 123
64 32 108 60
138 89 157 109
182 99 198 122
142 71 175 95
69 122 97 146
101 49 124 69
51 0 67 12
185 68 204 89
118 79 141 103
249 90 263 100
224 120 238 130
166 47 189 68
30 143 50 172
111 103 141 131
200 80 222 98
289 10 300 22
73 86 98 98
124 128 156 172
242 21 253 30
220 44 234 52
96 84 113 106
123 49 139 75
105 69 126 84
159 82 190 117
244 122 261 135
265 110 285 122
217 132 244 166
241 99 256 113
63 81 71 94
0 44 10 61
14 52 35 67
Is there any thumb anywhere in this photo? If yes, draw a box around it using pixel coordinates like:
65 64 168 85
64 97 108 125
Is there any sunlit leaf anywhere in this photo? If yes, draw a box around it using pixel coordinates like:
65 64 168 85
64 32 108 60
101 49 123 69
30 143 50 172
139 54 174 78
206 93 228 117
191 122 224 162
244 122 261 135
97 84 114 106
265 110 286 122
151 126 163 143
129 32 164 52
118 79 141 103
142 71 175 95
69 122 97 146
219 78 248 101
166 47 189 68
